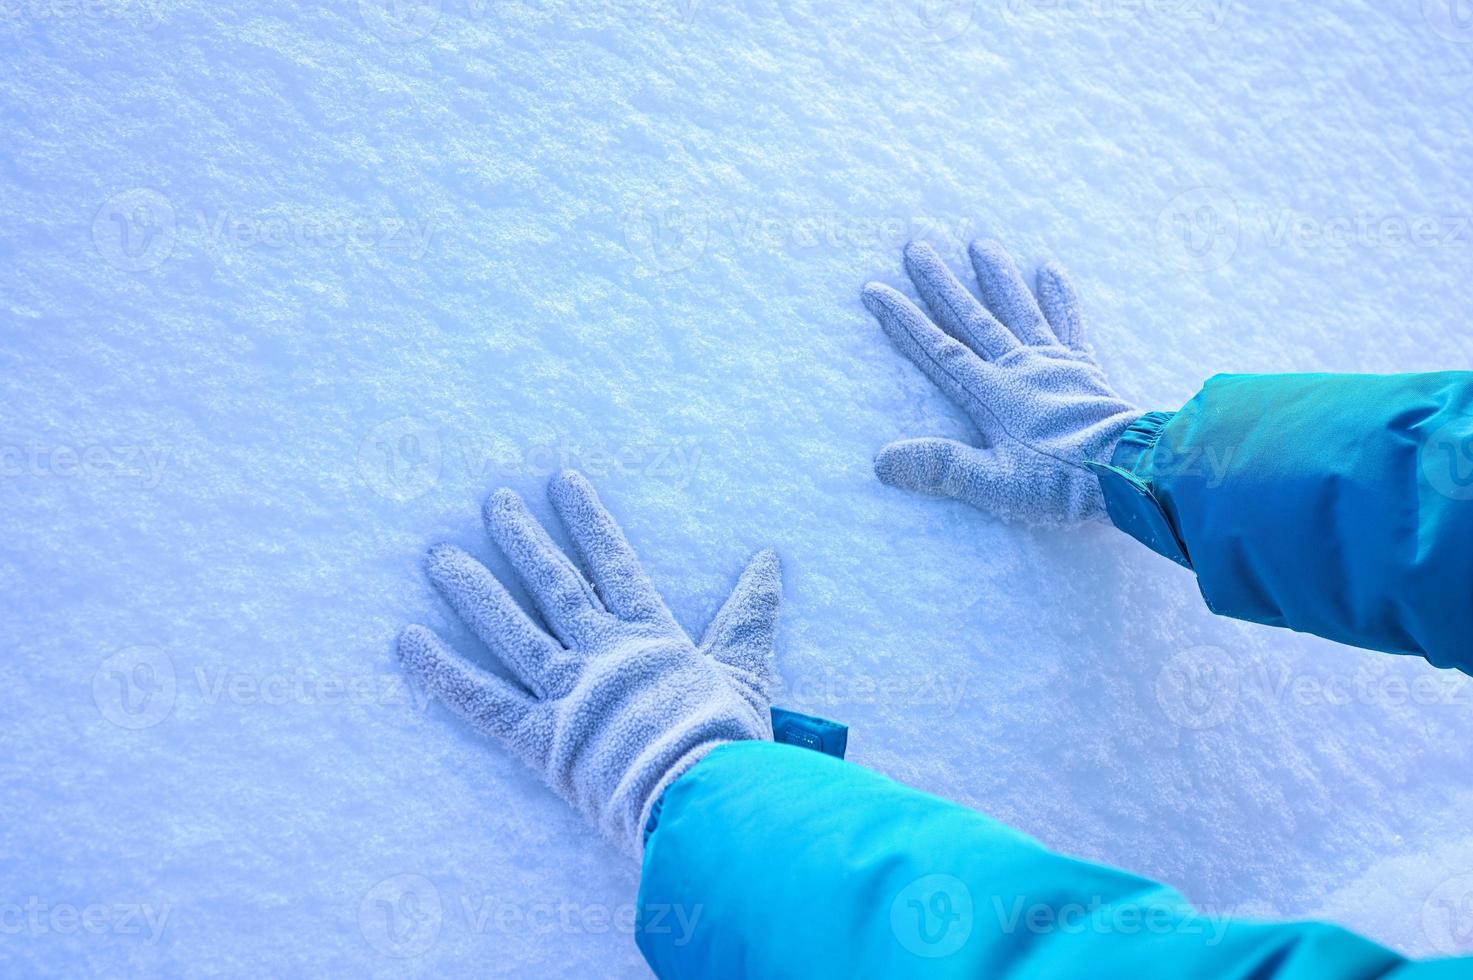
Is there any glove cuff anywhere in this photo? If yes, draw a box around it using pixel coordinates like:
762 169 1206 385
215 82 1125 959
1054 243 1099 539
633 740 728 859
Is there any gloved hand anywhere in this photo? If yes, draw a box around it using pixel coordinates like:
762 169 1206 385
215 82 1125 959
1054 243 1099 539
863 240 1142 524
397 470 782 857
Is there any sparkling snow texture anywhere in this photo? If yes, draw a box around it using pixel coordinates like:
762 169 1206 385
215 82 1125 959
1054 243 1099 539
3 0 1473 975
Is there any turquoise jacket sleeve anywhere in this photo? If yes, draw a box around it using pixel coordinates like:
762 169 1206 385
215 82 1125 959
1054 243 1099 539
1088 372 1473 673
635 741 1461 978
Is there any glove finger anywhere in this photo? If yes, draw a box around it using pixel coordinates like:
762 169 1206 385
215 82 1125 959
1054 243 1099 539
902 241 1018 360
700 549 782 687
1035 261 1088 352
967 239 1059 347
426 544 578 698
874 437 1008 502
483 488 604 648
862 282 1001 433
397 624 537 743
546 470 680 631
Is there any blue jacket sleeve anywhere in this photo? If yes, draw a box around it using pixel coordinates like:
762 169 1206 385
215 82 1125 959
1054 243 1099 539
635 741 1460 978
1089 372 1473 673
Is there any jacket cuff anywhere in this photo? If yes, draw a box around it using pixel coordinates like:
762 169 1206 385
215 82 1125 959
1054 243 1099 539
637 740 726 856
1087 412 1192 569
641 708 850 850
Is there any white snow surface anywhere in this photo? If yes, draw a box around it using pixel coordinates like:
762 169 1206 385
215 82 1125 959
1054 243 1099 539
4 0 1473 975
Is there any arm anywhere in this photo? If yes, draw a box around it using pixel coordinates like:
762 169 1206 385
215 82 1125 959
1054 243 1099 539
1090 372 1473 673
637 742 1464 979
864 241 1473 672
395 471 1459 977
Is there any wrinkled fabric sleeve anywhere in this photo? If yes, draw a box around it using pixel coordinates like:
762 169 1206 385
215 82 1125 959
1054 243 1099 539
634 742 1458 978
1089 372 1473 673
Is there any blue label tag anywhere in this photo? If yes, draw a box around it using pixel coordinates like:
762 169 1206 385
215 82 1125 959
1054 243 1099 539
770 706 848 759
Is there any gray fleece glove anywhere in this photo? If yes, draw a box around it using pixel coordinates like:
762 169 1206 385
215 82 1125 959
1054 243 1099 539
397 470 781 857
863 240 1142 524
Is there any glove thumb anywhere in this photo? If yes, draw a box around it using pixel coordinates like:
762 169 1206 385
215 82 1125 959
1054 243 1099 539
874 437 995 498
700 549 782 683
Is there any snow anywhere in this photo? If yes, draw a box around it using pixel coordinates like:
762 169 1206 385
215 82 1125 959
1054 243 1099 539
3 0 1473 974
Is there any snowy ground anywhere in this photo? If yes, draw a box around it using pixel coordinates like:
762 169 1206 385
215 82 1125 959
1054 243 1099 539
4 0 1473 975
